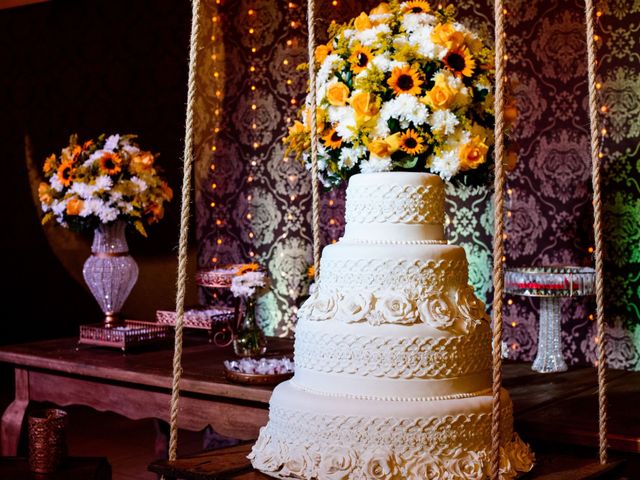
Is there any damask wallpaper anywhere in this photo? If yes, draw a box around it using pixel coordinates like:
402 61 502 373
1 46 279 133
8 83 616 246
195 0 639 369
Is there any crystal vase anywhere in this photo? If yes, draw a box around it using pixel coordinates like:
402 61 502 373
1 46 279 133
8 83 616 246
233 298 267 357
82 220 139 326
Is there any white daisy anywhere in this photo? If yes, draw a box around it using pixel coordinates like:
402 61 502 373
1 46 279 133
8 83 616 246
429 110 460 135
50 175 64 192
130 176 148 192
380 94 429 128
402 13 437 33
94 175 113 191
338 146 366 169
429 149 460 180
104 134 120 151
352 24 391 47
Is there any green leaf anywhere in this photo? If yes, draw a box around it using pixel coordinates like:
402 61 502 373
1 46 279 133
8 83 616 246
394 156 419 169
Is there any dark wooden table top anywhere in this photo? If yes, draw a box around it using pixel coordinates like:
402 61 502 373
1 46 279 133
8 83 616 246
0 335 293 403
1 338 638 452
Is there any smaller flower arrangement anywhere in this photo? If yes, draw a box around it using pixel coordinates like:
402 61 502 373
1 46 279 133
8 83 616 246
39 134 173 236
231 263 268 299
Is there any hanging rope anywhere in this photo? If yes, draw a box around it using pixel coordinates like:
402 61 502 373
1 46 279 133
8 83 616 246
584 0 608 465
490 0 507 478
168 0 201 464
306 0 322 279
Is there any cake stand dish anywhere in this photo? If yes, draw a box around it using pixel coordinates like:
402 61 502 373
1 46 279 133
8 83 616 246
505 266 596 373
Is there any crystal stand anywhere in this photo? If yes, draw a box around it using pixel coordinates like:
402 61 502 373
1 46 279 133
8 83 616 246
532 297 567 373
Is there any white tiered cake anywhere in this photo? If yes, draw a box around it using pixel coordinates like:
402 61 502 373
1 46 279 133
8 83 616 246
250 172 534 479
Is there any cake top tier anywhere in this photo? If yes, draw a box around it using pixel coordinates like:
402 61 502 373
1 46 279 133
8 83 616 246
343 172 446 242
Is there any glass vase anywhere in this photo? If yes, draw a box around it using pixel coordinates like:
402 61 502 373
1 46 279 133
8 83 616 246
82 220 139 326
233 298 267 357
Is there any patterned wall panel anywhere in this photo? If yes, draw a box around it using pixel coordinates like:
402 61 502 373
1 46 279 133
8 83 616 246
195 0 639 369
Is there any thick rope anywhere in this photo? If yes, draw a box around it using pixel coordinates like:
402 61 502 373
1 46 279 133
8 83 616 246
306 0 321 279
168 0 201 463
490 0 507 478
584 0 608 465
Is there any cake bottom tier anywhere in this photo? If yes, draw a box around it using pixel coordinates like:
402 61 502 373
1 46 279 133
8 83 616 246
250 381 534 480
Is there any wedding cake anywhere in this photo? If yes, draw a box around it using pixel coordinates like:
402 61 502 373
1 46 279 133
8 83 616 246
250 172 534 479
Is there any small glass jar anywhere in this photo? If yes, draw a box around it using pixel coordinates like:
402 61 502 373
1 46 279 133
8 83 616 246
233 297 267 357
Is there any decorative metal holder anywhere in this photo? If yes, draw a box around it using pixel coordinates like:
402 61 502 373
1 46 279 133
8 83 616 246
78 320 173 352
505 266 595 373
156 307 235 345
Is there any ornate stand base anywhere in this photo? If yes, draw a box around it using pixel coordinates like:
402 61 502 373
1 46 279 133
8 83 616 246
78 320 173 351
532 297 568 373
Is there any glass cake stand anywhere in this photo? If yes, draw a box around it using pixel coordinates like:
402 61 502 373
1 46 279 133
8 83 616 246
505 266 595 373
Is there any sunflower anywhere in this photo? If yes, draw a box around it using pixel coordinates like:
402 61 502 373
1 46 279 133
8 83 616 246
322 128 343 149
402 0 431 14
57 160 76 187
443 47 475 77
399 129 425 155
100 152 122 175
388 65 424 96
43 154 57 176
349 45 373 73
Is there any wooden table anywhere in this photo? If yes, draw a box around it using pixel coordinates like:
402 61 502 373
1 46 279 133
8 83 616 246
0 335 293 457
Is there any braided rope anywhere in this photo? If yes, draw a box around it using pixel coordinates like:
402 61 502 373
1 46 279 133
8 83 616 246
490 0 507 478
168 0 201 463
584 0 608 465
306 0 321 279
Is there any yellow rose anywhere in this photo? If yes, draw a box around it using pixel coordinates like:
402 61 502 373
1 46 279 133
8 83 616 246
350 91 379 122
354 12 373 31
304 107 327 133
368 133 402 158
370 2 391 15
66 197 84 216
431 23 465 50
368 139 392 158
315 43 333 64
424 75 457 110
458 136 489 171
326 82 350 106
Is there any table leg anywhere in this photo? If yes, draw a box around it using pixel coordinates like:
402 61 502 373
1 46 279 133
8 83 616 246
533 297 568 373
1 368 30 456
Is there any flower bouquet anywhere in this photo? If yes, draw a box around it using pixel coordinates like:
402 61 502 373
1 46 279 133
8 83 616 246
285 1 500 188
39 133 173 235
231 264 269 357
39 133 173 326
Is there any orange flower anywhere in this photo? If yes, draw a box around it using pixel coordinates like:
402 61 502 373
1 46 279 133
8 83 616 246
82 140 94 150
388 65 423 96
354 12 373 31
43 154 57 176
237 263 260 276
100 152 122 175
66 197 84 216
146 202 164 224
131 152 154 171
350 91 380 122
505 150 518 171
160 181 174 202
458 136 489 171
326 82 350 106
322 128 343 149
57 160 76 187
38 182 53 205
431 23 465 50
370 2 391 15
315 43 334 64
307 264 316 279
368 133 402 158
423 74 457 110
